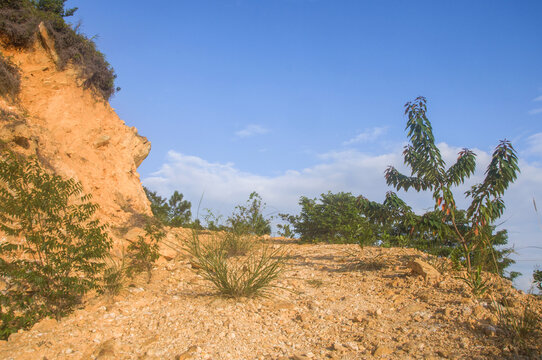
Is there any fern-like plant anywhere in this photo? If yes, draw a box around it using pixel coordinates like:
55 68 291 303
125 223 164 283
385 97 519 274
0 151 111 339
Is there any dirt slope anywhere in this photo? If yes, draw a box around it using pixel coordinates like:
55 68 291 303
1 241 540 360
0 27 152 233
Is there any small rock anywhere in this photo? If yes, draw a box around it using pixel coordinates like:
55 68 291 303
472 305 485 319
296 313 312 323
443 307 453 318
401 303 425 315
332 342 347 352
373 345 393 357
345 342 359 351
437 349 450 358
93 338 117 359
408 259 440 284
31 317 57 333
352 315 364 323
94 135 111 148
481 324 497 336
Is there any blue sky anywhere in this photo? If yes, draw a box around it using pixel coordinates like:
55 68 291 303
67 0 542 291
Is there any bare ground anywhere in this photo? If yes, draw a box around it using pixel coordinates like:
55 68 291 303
1 239 541 360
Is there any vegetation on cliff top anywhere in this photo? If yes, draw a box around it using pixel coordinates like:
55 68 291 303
0 0 117 100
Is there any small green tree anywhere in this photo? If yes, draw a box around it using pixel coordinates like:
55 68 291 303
228 192 271 236
533 269 542 293
385 96 520 273
144 187 192 227
0 151 111 339
33 0 77 17
167 191 192 227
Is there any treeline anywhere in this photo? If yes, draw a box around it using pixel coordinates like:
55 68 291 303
279 191 517 279
143 188 272 236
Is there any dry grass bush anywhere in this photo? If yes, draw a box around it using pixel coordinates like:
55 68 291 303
221 231 258 257
0 53 20 99
494 301 542 355
185 230 286 298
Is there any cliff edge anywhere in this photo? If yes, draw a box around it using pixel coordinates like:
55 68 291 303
0 24 152 233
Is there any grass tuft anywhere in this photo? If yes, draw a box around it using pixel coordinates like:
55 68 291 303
185 230 286 298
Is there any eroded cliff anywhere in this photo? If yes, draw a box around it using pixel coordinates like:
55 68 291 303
0 25 152 235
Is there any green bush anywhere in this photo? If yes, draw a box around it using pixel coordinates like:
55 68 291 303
0 150 111 339
125 223 164 283
280 191 375 244
185 230 285 298
0 0 117 100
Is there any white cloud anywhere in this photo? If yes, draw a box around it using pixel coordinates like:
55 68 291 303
525 133 542 156
528 108 542 115
533 95 542 102
343 126 388 145
235 124 269 138
144 143 542 291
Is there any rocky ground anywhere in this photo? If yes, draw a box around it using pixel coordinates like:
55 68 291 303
1 238 541 360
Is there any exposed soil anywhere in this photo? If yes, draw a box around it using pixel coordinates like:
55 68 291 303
1 239 541 360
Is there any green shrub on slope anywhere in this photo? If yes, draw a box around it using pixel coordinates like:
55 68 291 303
0 150 111 339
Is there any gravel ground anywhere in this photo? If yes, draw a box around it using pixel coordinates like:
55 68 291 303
1 240 541 360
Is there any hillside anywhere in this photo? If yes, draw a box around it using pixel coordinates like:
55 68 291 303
0 240 541 359
1 6 541 360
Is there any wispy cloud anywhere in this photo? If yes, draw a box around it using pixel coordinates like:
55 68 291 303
235 124 269 138
528 95 542 114
525 133 542 156
343 126 387 145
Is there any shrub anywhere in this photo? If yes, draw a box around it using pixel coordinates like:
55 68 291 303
0 53 20 99
100 252 127 298
280 191 375 244
0 150 111 339
533 269 542 294
457 265 490 297
144 187 192 227
227 192 272 236
125 223 164 283
185 230 285 298
0 0 117 100
276 223 294 238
